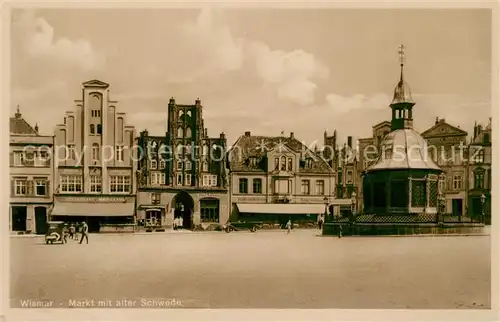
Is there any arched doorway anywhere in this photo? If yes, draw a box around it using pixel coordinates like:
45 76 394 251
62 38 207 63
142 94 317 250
35 206 48 235
172 191 194 230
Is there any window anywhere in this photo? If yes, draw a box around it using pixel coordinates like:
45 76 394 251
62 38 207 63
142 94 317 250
177 173 183 185
186 127 192 138
151 192 161 204
202 145 209 155
150 160 157 169
151 172 165 185
185 161 192 171
13 152 24 166
280 156 286 170
185 144 192 154
474 170 485 189
483 133 490 145
186 110 192 118
68 145 76 160
109 176 131 193
175 144 182 156
475 149 484 163
116 146 124 162
35 179 47 196
337 185 343 198
178 110 184 119
438 176 445 194
274 157 279 170
92 143 100 161
177 127 183 138
346 170 353 184
337 172 343 185
186 174 192 186
60 175 83 193
239 178 248 193
202 175 217 187
90 175 102 192
97 124 102 135
14 179 27 196
305 158 313 168
200 199 219 223
117 117 124 143
90 124 95 134
249 157 257 167
301 180 310 195
453 175 463 190
274 179 290 194
159 160 166 170
252 178 262 193
316 180 325 195
202 161 208 172
287 158 293 171
176 161 183 171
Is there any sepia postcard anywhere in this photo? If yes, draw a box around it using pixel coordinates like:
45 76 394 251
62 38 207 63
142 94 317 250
2 1 499 322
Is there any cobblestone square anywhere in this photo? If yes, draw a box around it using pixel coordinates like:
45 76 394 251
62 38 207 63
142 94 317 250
10 231 490 309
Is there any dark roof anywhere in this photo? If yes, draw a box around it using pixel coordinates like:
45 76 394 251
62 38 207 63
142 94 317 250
229 134 334 173
10 113 38 135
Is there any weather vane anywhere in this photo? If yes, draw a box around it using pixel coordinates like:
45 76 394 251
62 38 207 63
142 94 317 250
398 44 405 65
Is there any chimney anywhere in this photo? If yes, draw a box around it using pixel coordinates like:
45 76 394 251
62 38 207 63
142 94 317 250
169 97 175 104
220 132 225 140
34 123 39 133
195 97 201 106
204 128 208 137
290 132 294 139
245 131 251 137
435 117 439 125
15 104 21 119
347 136 352 148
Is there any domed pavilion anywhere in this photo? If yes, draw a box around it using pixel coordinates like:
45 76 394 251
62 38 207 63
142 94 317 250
362 45 443 215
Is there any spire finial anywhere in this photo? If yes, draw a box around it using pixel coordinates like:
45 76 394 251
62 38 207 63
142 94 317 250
398 44 405 81
15 104 21 118
16 104 20 114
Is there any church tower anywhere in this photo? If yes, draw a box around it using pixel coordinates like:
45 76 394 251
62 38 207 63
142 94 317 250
390 44 415 131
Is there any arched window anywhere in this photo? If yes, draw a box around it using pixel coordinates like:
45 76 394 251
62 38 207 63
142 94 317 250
175 144 182 155
287 157 293 171
90 124 95 134
185 144 192 154
97 124 102 135
280 156 286 171
177 127 183 138
186 110 192 118
202 161 208 172
202 145 209 155
92 143 100 160
186 127 192 138
117 117 124 143
178 110 184 119
274 157 279 170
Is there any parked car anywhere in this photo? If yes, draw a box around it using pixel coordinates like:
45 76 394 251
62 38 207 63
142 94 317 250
45 221 68 244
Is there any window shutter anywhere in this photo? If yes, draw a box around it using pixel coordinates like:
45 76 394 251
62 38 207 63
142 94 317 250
11 179 15 196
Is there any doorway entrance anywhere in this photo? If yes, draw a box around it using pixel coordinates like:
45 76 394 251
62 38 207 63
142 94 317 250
11 206 27 231
35 206 48 234
173 191 194 230
452 199 463 217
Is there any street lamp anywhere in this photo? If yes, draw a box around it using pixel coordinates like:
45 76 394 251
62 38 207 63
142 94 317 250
480 193 486 224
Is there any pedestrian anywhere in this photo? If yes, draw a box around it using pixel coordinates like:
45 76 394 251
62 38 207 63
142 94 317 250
286 219 292 234
79 221 89 244
338 224 343 238
173 217 178 230
179 216 184 230
318 214 324 231
69 223 75 239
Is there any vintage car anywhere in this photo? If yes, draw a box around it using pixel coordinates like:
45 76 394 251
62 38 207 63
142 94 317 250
45 221 68 244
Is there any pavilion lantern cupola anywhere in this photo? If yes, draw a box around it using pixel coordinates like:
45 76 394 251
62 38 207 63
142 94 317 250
390 44 416 132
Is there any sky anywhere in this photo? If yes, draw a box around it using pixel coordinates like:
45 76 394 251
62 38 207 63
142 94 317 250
10 8 492 147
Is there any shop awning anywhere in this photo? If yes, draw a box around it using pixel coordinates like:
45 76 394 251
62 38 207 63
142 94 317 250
51 202 134 217
237 203 325 215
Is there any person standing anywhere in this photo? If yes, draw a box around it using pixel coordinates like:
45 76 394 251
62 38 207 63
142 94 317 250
286 219 292 234
79 221 89 244
318 214 324 231
69 223 76 240
179 216 184 230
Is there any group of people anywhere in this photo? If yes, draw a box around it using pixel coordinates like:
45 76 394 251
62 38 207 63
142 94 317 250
67 221 89 244
173 216 184 230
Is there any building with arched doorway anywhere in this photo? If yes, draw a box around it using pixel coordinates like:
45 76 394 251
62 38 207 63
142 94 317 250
136 98 229 230
9 106 54 234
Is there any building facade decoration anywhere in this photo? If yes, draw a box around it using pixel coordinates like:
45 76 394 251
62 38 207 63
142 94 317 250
136 98 229 230
51 80 137 232
9 106 54 234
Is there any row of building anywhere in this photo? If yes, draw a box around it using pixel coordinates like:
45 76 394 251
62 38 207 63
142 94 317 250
10 65 492 234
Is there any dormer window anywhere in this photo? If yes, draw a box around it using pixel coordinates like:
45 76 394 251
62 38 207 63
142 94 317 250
280 156 286 171
274 157 279 170
287 158 293 171
249 157 257 167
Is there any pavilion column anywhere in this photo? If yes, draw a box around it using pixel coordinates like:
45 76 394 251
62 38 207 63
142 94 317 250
425 175 430 212
386 174 391 214
408 176 412 212
369 181 374 213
